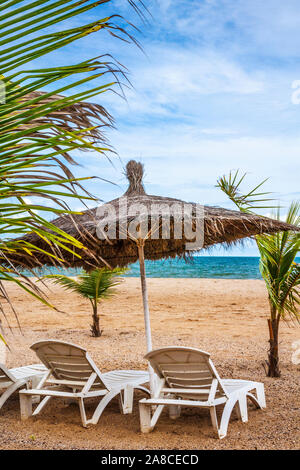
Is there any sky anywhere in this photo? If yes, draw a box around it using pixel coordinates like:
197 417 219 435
13 0 300 255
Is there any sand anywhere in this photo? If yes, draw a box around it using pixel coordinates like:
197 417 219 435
0 277 299 450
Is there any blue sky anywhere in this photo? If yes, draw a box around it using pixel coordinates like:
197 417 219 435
23 1 300 255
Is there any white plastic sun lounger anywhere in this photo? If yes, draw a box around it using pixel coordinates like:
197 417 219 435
0 363 47 411
139 347 266 439
19 340 150 427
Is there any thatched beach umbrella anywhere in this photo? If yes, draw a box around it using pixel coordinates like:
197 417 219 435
8 161 300 387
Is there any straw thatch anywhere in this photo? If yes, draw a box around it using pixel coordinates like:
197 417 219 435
16 91 113 146
7 160 300 271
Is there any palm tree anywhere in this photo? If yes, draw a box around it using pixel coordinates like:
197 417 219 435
217 172 300 377
44 268 126 337
0 1 145 335
257 205 300 376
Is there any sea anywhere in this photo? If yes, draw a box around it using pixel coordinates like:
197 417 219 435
24 256 300 280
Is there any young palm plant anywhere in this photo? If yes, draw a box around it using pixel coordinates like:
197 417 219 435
217 171 300 377
45 268 126 337
0 1 145 337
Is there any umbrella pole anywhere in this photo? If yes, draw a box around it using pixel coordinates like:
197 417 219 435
137 242 155 394
137 243 152 352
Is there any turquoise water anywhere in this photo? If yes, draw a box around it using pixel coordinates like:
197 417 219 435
23 256 300 280
128 256 262 279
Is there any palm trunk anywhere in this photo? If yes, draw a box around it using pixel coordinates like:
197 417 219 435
91 303 101 337
266 309 280 377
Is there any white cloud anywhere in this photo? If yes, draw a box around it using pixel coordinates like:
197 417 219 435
97 46 264 121
147 0 300 59
105 127 300 206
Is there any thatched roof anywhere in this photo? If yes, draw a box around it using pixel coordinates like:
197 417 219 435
7 160 300 270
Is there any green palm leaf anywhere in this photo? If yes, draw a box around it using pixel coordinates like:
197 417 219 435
217 172 300 377
44 268 127 336
0 0 146 341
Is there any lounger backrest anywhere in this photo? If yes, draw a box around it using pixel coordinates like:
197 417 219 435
0 364 16 385
145 347 229 399
31 340 109 390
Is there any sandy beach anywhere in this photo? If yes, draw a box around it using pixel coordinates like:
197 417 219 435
0 277 299 450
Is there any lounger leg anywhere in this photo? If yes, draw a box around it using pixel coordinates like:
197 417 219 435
255 383 266 409
238 394 248 423
118 393 123 414
87 389 120 426
122 385 134 414
20 393 32 421
118 384 150 414
79 398 88 427
117 391 123 414
247 384 266 411
139 401 152 433
169 405 181 420
0 381 24 411
135 385 151 396
32 396 52 417
28 381 41 405
218 397 238 439
139 400 165 433
209 406 219 436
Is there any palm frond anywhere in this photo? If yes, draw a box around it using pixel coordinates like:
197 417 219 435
44 268 126 301
216 170 275 213
43 274 82 293
278 264 300 319
218 171 300 323
0 0 147 339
